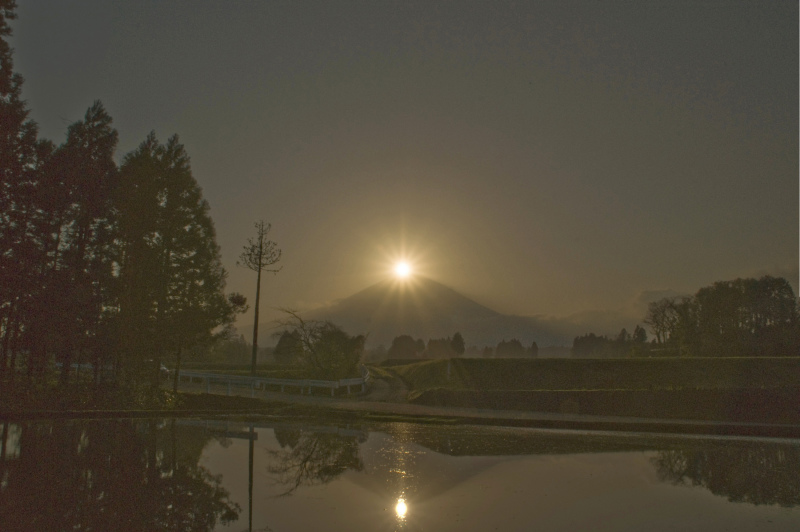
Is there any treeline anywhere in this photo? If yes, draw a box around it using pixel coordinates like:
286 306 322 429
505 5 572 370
572 276 800 358
383 333 467 359
483 338 539 358
373 333 538 360
0 4 242 395
572 326 648 358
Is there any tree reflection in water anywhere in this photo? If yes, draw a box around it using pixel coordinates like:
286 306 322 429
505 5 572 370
0 419 240 531
652 443 800 507
269 428 365 496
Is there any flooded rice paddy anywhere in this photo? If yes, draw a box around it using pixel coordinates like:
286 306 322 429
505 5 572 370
1 417 799 531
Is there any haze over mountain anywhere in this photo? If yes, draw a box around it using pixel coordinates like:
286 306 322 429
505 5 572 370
237 272 800 352
252 276 636 348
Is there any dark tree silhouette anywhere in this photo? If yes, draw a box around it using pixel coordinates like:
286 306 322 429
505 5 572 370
387 334 418 358
0 419 241 530
644 297 680 345
642 276 799 357
571 333 612 358
117 133 237 388
0 1 52 380
528 341 539 357
267 429 364 496
425 337 453 358
43 101 118 385
450 332 466 356
276 311 365 379
237 220 281 376
273 330 301 364
415 337 425 353
652 444 800 507
495 338 525 357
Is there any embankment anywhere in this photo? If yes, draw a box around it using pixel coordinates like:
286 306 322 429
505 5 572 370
387 357 800 422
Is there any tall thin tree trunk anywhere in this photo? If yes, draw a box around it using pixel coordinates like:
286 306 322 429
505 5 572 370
0 421 8 464
248 425 254 532
250 238 263 377
7 318 21 383
0 305 14 378
172 344 182 394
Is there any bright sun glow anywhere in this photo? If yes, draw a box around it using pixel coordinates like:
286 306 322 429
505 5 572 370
395 498 407 519
394 262 411 278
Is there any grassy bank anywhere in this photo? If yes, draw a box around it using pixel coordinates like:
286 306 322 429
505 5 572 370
388 357 800 423
389 357 800 392
410 387 800 423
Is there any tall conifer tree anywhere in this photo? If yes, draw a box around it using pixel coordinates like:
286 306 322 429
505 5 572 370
117 133 236 386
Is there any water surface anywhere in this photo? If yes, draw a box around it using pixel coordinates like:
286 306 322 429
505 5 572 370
1 417 799 531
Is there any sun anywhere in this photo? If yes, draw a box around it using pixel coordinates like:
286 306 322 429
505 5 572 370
394 261 412 278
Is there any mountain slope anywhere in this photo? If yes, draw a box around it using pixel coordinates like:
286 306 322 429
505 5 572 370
303 277 569 347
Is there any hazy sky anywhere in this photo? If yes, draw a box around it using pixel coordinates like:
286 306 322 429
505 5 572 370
10 1 799 330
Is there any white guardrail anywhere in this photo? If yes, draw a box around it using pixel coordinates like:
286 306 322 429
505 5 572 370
176 369 369 398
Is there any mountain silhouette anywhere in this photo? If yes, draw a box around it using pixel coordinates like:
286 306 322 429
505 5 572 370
301 276 571 347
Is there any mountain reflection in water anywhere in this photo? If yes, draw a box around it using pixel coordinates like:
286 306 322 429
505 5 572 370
1 418 799 531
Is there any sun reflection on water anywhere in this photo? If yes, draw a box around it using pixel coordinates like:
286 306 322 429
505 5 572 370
395 497 407 520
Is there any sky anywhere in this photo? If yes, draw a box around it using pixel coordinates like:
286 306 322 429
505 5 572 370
9 1 799 333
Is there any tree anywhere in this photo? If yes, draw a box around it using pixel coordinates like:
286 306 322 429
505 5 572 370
643 298 680 345
640 276 799 357
387 334 418 359
425 338 453 358
116 132 237 387
632 325 647 343
0 0 50 380
276 311 364 379
237 221 281 376
528 341 539 357
40 101 119 384
273 330 301 364
495 338 525 357
694 276 798 357
267 430 364 496
415 338 425 353
571 333 611 358
450 332 465 356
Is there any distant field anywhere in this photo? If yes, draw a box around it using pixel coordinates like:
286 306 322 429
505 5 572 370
387 357 800 393
384 357 800 422
410 387 800 423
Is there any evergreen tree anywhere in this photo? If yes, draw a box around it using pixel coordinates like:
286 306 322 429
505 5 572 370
0 0 48 379
387 334 417 358
274 330 301 364
495 338 525 357
633 325 647 343
116 133 237 387
36 101 119 384
450 332 465 356
528 341 539 357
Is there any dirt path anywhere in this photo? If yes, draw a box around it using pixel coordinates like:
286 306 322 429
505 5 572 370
362 368 408 402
